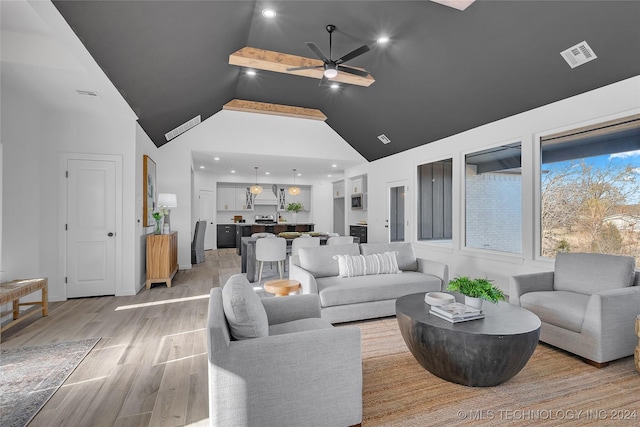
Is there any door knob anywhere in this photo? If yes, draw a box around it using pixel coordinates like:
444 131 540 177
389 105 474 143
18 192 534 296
108 232 114 237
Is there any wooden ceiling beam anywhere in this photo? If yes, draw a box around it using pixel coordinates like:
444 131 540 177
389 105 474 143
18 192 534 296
229 47 375 87
223 99 327 121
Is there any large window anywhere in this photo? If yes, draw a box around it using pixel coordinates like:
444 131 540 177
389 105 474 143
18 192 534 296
418 159 452 242
465 142 522 253
540 114 640 263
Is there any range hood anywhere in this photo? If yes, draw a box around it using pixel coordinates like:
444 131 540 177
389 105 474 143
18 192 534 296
253 185 278 205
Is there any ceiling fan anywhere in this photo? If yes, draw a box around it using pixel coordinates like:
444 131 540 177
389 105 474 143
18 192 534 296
287 24 371 86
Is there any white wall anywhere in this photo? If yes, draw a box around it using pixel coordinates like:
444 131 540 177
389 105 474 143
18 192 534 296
135 124 159 289
155 110 365 265
345 75 640 292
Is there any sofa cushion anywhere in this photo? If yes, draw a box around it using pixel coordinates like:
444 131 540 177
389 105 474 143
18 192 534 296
222 274 268 340
333 252 401 278
554 253 636 295
317 272 442 307
360 242 418 271
299 243 360 278
269 318 333 336
520 290 590 333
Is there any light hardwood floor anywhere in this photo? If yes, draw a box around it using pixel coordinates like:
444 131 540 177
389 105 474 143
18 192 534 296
1 249 241 427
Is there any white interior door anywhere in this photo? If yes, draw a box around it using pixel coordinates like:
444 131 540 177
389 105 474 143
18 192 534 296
66 159 116 297
199 189 214 250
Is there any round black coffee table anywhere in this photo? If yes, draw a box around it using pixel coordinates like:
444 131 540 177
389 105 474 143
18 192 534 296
396 293 541 387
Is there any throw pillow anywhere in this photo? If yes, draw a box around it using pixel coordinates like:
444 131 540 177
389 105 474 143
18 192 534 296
222 274 268 340
333 251 402 277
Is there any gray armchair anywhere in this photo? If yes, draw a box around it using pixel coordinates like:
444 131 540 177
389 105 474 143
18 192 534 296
510 253 640 366
207 274 362 427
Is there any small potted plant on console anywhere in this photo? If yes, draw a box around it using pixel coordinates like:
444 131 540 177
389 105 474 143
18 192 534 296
446 276 505 310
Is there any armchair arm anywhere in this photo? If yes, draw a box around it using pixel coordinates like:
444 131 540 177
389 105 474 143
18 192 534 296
211 326 362 426
581 285 640 362
416 258 449 288
261 294 322 325
288 262 319 294
509 271 555 306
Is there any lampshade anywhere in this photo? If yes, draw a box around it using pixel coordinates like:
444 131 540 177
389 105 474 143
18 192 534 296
158 193 177 208
288 168 300 196
251 166 263 195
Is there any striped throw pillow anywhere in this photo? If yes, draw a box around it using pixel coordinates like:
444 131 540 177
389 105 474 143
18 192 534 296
333 251 402 277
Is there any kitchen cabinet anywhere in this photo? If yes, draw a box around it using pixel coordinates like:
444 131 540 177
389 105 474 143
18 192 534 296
146 232 178 289
217 185 252 211
350 225 367 244
216 185 236 211
217 224 236 248
333 181 345 198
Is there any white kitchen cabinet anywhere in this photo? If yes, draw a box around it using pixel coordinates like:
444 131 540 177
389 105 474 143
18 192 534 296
216 185 236 211
235 186 253 211
333 181 345 198
351 177 363 194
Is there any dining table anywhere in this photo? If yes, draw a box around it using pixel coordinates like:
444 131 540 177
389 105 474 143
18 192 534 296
241 235 359 283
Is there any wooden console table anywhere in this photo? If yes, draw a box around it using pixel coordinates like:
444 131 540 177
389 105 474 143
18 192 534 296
0 278 48 333
146 232 178 289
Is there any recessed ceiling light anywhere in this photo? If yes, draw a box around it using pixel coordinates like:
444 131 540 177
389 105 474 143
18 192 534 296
377 36 390 44
231 170 236 173
297 173 302 176
265 172 270 175
246 70 257 76
199 166 205 169
262 9 276 19
327 174 332 178
332 164 337 168
214 157 220 161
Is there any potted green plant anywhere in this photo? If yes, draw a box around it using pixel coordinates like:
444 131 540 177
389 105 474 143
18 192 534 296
446 276 505 310
286 202 303 213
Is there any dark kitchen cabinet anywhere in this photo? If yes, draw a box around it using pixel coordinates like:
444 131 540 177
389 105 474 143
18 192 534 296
350 225 367 244
217 224 236 248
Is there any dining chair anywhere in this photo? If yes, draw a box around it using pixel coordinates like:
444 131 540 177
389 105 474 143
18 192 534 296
256 237 287 284
326 236 354 246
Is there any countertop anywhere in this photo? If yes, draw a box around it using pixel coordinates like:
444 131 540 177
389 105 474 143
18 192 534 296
217 222 315 226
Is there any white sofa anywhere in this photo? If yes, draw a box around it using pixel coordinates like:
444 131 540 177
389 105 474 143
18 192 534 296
289 242 448 323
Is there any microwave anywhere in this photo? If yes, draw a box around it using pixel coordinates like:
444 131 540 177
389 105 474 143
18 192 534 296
351 193 366 210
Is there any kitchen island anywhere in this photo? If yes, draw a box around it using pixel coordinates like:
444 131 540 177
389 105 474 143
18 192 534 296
234 223 315 254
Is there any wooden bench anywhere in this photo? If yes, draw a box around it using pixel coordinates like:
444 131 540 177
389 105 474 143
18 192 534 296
0 278 48 333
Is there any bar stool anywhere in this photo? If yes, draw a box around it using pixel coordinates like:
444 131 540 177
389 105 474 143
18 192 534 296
256 237 286 285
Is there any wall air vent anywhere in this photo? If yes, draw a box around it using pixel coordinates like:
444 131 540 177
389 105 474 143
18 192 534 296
378 134 391 144
165 115 201 142
560 41 597 69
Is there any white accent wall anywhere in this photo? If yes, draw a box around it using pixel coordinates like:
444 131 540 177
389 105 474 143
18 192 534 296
344 75 640 292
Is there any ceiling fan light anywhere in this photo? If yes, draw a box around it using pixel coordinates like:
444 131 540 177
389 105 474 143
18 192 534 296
324 67 338 79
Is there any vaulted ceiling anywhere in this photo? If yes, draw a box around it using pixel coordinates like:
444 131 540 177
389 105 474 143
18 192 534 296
52 0 640 162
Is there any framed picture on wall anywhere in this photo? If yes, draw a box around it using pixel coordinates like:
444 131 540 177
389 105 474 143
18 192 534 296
143 155 157 227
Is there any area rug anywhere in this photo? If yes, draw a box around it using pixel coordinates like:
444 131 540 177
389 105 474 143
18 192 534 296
0 338 100 427
353 318 638 426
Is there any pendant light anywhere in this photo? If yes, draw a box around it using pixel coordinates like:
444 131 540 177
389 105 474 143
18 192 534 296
250 166 263 195
288 168 301 196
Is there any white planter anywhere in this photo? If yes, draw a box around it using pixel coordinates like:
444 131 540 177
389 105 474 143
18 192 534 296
464 296 483 310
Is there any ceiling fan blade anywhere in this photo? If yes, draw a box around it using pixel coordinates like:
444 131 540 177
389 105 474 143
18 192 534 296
335 44 370 64
337 65 370 77
319 74 329 87
286 65 323 72
306 42 330 63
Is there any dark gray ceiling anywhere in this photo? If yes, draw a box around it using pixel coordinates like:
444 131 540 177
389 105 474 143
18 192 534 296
52 1 640 162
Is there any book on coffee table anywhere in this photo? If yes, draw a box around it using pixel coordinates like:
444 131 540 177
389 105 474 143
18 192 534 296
430 302 483 321
429 309 485 323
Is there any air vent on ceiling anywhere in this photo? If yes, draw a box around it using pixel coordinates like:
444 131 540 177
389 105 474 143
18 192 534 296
76 90 98 97
165 115 201 142
378 134 391 144
560 41 597 69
